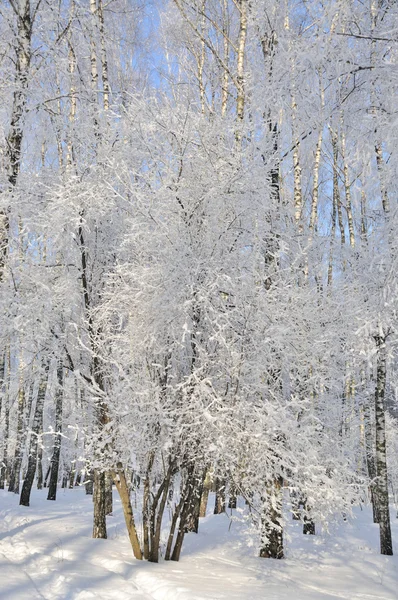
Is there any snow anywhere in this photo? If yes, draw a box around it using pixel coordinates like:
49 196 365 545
0 488 397 600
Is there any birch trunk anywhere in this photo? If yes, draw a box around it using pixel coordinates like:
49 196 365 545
93 469 107 538
66 0 77 169
47 363 64 501
8 370 26 494
142 451 155 559
89 0 100 107
85 466 94 495
327 129 338 286
1 0 32 279
0 353 5 489
199 482 210 517
0 348 10 489
235 0 247 124
105 471 113 515
111 463 142 559
184 470 203 533
259 477 284 559
370 0 389 213
340 130 355 248
213 476 226 514
373 335 393 555
364 392 378 523
97 0 110 111
199 467 212 517
284 9 302 228
308 70 325 236
360 190 368 245
196 0 206 114
6 0 31 186
20 363 49 506
221 0 229 117
36 439 43 490
0 355 4 427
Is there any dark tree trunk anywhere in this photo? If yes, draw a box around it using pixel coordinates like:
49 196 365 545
43 464 51 488
165 497 182 561
47 363 63 501
228 483 237 509
20 364 49 506
303 514 316 535
149 464 173 563
171 466 197 562
142 453 155 559
290 489 301 520
373 335 393 556
36 446 43 490
170 507 188 561
302 498 315 535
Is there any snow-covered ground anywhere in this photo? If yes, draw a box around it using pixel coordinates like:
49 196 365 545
0 487 397 599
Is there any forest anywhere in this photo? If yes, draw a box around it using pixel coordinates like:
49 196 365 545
0 0 398 597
